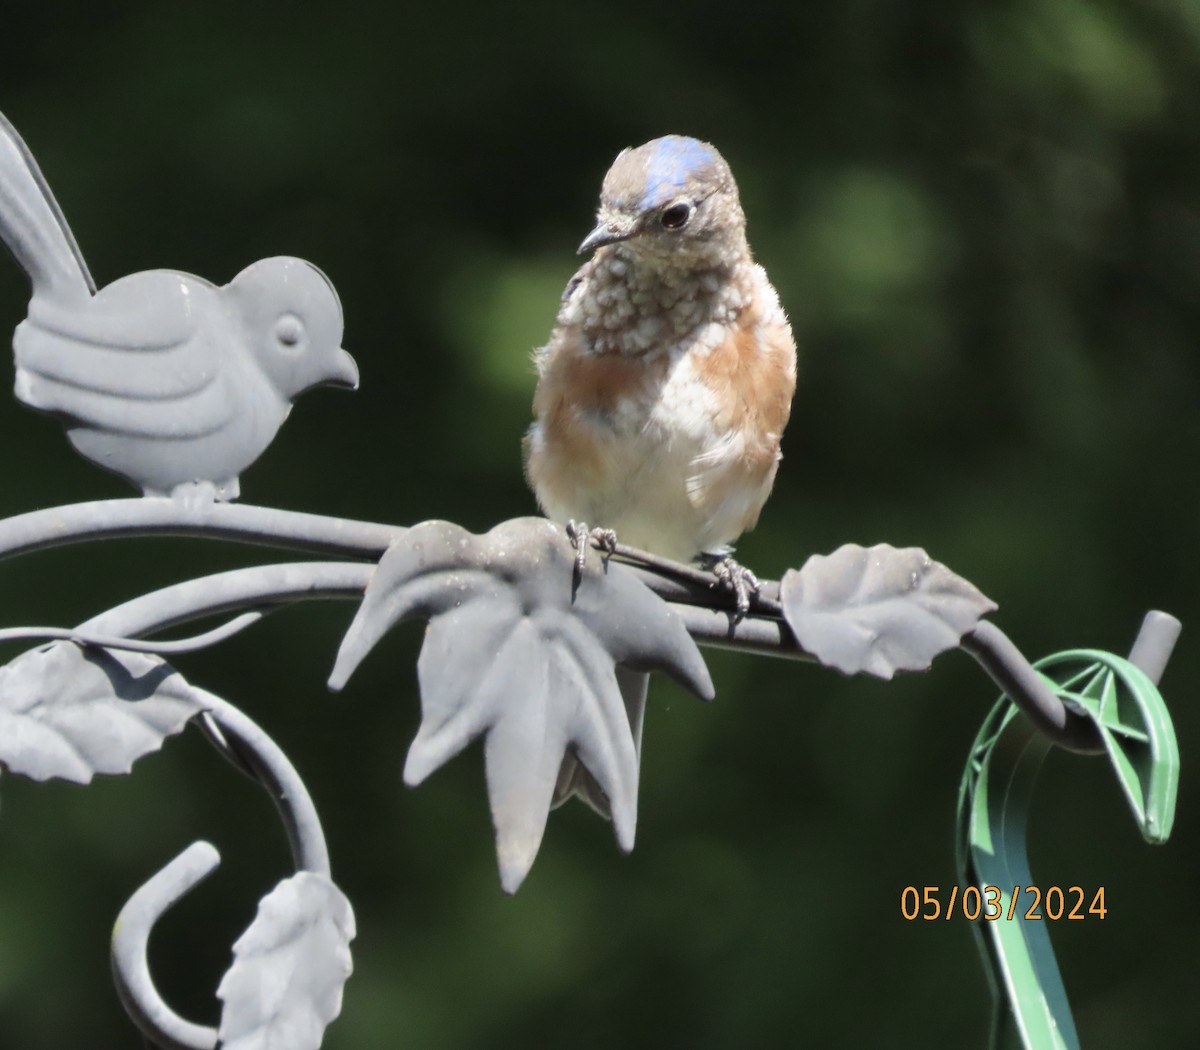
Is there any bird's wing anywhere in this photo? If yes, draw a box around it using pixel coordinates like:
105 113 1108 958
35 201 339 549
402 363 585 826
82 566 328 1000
685 430 775 536
14 270 238 438
684 306 796 545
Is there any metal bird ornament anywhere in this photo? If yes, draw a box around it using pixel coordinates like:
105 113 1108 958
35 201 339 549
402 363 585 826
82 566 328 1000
0 110 358 502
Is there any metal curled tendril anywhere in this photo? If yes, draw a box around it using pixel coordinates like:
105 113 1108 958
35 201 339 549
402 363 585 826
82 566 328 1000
0 610 266 654
111 842 221 1050
110 689 331 1050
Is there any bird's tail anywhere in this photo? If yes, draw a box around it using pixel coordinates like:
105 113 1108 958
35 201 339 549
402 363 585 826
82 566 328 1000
552 666 648 825
0 109 94 304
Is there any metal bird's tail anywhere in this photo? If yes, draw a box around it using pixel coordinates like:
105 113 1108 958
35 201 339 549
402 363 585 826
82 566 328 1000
0 109 95 304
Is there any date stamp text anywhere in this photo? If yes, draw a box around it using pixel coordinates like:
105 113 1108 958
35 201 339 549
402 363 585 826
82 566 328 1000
900 885 1108 921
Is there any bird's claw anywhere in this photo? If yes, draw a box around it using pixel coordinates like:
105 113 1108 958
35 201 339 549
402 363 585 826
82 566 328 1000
566 520 590 573
591 526 618 558
712 556 760 617
566 521 617 574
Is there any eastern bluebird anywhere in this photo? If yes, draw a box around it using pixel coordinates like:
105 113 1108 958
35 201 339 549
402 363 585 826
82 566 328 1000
525 135 797 610
0 110 359 503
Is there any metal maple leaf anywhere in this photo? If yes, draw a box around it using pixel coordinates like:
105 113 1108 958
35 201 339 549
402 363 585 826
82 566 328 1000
328 517 714 892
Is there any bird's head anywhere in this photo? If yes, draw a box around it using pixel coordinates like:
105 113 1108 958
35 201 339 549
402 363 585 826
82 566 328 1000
230 257 359 399
578 135 746 267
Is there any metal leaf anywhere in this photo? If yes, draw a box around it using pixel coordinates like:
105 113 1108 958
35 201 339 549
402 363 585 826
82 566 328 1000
780 543 997 679
0 642 199 783
217 871 356 1050
329 516 713 892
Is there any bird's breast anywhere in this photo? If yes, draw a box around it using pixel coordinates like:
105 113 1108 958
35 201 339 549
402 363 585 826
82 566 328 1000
527 260 796 559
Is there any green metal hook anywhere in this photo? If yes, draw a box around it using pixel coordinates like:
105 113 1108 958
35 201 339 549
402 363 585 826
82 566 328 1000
956 615 1180 1050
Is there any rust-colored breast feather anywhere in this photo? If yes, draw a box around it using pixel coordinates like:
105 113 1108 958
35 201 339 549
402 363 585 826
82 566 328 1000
526 330 669 506
688 302 797 537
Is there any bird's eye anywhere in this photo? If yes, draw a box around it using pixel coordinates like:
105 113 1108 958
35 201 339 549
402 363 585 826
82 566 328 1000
274 314 304 349
660 201 693 230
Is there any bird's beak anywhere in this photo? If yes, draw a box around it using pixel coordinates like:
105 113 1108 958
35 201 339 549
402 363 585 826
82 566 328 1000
578 217 635 255
328 347 360 390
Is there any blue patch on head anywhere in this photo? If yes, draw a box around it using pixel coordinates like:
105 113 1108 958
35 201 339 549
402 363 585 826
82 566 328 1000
640 136 714 209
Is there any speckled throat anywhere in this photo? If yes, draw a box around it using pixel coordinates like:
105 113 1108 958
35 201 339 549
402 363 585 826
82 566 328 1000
563 246 757 358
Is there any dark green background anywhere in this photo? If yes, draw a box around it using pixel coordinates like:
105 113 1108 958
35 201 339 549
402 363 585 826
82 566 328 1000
0 1 1196 1046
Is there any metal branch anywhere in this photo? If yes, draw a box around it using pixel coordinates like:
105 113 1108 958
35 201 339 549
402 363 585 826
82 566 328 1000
672 603 811 660
610 545 784 617
192 688 331 876
960 622 1105 753
75 562 373 639
0 498 401 563
960 611 1182 753
1127 610 1182 686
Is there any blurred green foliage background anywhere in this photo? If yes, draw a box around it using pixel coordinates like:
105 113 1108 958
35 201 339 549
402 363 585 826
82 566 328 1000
0 1 1197 1046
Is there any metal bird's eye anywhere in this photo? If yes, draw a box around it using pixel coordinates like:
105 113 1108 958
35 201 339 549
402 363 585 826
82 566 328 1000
274 314 304 350
660 201 693 230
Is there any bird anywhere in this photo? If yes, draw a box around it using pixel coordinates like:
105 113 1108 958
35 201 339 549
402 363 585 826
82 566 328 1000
0 109 359 502
525 134 796 609
525 135 796 818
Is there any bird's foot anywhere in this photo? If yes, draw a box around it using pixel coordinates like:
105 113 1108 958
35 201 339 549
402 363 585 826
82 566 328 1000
592 526 618 561
708 555 760 617
566 520 618 573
